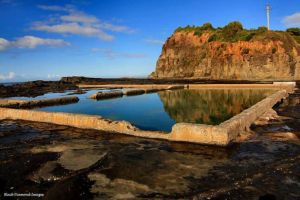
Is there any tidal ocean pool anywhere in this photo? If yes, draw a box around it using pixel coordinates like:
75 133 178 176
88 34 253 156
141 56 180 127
7 89 276 132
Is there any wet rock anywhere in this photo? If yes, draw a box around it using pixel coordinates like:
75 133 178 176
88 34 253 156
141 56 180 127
58 150 107 171
259 194 277 200
30 139 108 171
267 132 299 140
29 161 60 183
88 172 151 199
31 142 91 154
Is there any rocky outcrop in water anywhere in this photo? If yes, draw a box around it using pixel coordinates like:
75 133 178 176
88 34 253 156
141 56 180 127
152 22 300 80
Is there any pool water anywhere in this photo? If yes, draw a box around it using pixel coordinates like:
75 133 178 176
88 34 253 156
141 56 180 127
12 88 275 132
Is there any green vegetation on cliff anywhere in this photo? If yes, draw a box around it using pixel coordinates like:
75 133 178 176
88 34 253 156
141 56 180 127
175 21 300 45
287 28 300 44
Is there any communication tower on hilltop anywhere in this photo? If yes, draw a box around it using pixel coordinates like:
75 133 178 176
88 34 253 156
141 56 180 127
266 2 271 30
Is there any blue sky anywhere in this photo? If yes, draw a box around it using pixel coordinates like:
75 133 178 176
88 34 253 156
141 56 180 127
0 0 299 82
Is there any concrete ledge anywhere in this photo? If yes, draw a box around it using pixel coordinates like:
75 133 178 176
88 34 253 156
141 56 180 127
144 88 164 93
0 108 169 140
89 85 185 100
123 89 145 96
90 91 123 100
169 90 289 145
0 96 79 109
188 84 294 91
79 84 185 90
170 124 229 146
166 85 185 90
273 81 296 86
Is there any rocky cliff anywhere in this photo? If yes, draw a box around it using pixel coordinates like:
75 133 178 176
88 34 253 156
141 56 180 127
152 22 300 80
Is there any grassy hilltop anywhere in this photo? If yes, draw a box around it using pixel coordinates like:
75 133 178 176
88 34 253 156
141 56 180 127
175 21 300 46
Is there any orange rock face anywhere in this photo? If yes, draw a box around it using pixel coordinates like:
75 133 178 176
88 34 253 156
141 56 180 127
153 31 300 80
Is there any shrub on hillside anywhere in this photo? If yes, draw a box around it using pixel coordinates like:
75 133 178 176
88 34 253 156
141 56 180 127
287 28 300 36
257 26 268 33
222 21 243 40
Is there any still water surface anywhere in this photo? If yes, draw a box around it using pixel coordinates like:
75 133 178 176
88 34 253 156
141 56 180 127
20 89 277 132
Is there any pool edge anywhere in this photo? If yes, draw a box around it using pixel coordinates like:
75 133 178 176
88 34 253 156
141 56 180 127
0 83 295 146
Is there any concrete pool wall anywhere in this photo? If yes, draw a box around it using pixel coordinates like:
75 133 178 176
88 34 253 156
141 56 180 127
0 84 294 146
89 86 185 100
0 96 79 109
170 89 289 145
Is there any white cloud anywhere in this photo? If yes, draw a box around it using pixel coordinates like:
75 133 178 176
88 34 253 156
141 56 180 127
0 0 19 5
99 23 135 33
33 5 134 41
0 36 69 51
283 12 300 27
144 39 164 45
0 71 15 81
0 38 10 51
33 23 113 41
61 12 98 24
14 36 69 48
37 5 75 12
91 48 146 59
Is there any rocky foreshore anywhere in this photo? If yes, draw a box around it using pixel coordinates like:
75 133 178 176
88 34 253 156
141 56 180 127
0 85 299 199
0 80 78 98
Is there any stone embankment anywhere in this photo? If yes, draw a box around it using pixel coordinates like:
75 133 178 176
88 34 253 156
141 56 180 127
0 96 79 109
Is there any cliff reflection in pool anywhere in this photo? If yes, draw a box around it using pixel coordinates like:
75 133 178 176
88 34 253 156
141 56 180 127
37 89 275 132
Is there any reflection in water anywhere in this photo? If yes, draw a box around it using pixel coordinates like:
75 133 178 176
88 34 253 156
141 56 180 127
159 89 275 125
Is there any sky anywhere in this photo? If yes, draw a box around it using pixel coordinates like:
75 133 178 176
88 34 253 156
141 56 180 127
0 0 299 82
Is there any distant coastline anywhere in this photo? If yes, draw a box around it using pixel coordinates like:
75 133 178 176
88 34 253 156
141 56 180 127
0 82 24 86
